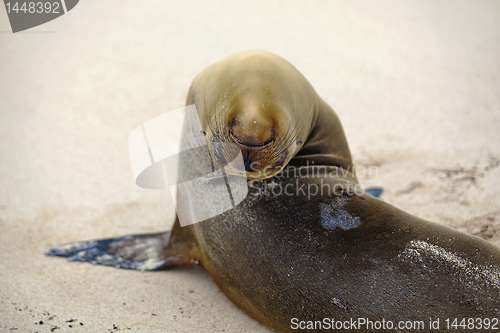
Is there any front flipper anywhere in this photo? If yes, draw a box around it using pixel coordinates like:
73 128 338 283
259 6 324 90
46 218 200 271
46 232 172 270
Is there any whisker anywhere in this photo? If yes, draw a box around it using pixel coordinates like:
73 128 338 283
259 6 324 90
203 93 215 137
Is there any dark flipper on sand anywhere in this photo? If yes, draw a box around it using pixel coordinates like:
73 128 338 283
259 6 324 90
46 217 199 270
45 232 171 270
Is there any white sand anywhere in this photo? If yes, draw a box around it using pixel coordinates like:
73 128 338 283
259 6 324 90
1 1 499 331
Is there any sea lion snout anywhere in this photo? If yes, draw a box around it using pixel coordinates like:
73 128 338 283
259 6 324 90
229 119 276 173
219 107 286 176
230 124 276 148
229 115 276 148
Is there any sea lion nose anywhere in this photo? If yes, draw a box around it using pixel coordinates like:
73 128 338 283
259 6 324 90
230 117 275 148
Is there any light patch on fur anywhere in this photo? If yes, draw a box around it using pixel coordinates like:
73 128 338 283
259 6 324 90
399 240 500 288
320 196 360 230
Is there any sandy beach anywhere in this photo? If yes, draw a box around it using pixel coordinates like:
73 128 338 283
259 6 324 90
1 1 499 332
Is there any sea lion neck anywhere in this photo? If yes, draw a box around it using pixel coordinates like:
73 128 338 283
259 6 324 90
288 98 356 177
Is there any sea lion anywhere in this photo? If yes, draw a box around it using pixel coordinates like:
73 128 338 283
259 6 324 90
47 50 500 333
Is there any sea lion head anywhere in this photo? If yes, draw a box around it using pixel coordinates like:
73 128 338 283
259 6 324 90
201 94 311 180
187 50 319 180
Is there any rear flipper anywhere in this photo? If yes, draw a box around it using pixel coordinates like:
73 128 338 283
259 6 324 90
365 187 383 198
45 232 172 270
